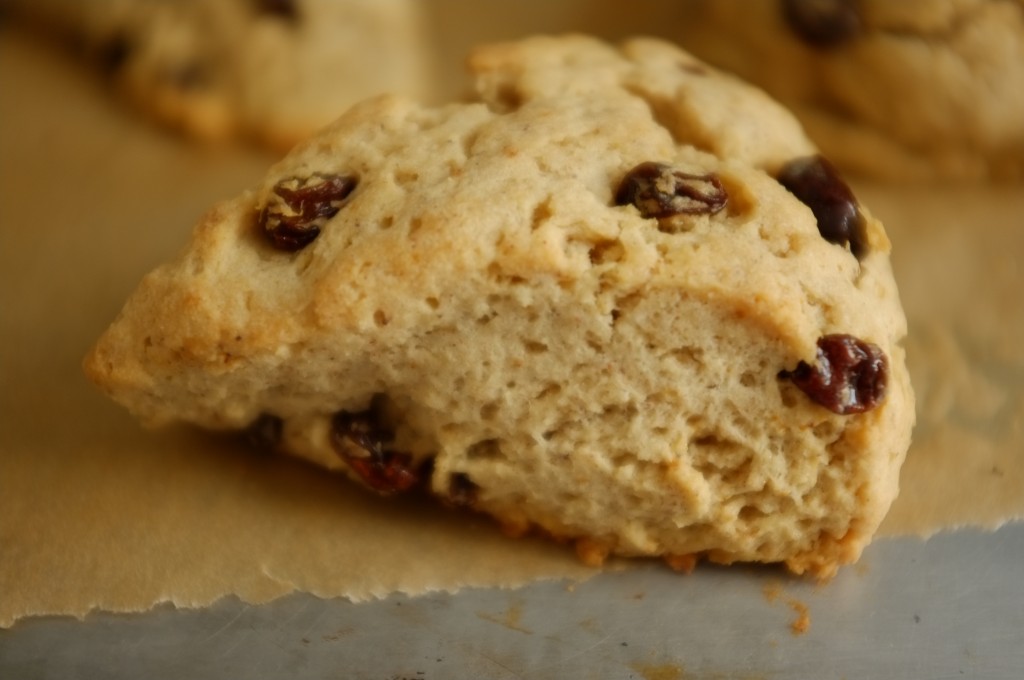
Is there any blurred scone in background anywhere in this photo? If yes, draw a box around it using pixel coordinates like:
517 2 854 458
672 0 1024 182
3 0 434 149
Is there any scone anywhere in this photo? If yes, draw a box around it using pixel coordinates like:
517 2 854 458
7 0 431 149
674 0 1024 182
84 35 914 578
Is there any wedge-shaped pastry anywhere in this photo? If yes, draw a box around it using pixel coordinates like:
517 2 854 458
8 0 431 149
85 36 914 578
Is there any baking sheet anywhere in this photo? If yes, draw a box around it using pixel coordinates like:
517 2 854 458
3 526 1023 678
2 4 1023 635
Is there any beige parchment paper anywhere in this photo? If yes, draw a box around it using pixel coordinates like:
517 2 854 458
1 20 1022 628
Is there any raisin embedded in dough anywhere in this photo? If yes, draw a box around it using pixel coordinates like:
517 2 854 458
258 173 357 251
782 0 862 48
331 410 421 496
246 413 284 451
252 0 298 22
615 162 728 219
781 334 888 415
776 155 867 258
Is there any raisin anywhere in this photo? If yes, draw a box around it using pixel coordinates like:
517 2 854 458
782 0 862 48
245 413 283 452
252 0 299 21
259 173 357 251
96 32 132 76
447 473 479 508
330 410 420 495
776 155 867 258
616 162 728 219
780 334 888 415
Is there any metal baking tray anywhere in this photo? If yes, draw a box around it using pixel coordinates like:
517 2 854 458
3 524 1022 679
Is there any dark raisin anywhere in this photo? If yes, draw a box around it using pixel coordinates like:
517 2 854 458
782 0 862 48
252 0 299 21
96 32 132 76
780 334 888 415
616 162 728 219
259 173 357 251
776 155 867 258
447 473 479 508
245 413 283 452
330 410 420 495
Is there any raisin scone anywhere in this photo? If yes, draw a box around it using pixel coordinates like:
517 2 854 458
7 0 431 149
84 35 914 578
674 0 1024 182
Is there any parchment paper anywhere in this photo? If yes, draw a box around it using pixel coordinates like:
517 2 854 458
1 19 1021 628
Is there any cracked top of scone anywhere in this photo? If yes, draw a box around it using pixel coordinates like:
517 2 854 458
85 36 913 575
90 35 881 418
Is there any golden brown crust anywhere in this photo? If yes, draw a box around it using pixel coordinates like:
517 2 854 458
86 36 914 577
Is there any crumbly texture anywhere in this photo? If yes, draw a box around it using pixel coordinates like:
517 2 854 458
85 35 914 578
8 0 431 149
675 0 1024 182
